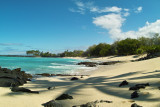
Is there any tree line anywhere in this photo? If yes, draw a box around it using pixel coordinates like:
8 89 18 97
26 33 160 57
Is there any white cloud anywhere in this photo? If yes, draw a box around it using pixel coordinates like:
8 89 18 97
71 1 155 40
93 13 125 39
135 6 143 13
75 1 84 7
93 13 125 30
70 1 124 14
91 6 122 13
136 20 160 37
69 1 86 14
90 7 99 12
93 12 160 40
123 12 130 17
102 6 122 13
124 8 129 12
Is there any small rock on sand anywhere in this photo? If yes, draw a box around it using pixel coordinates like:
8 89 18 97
131 103 142 107
131 91 139 99
119 80 129 87
55 94 73 100
42 100 63 107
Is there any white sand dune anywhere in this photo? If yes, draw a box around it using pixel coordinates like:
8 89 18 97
0 56 160 107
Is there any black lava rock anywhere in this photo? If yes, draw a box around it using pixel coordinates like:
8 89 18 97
11 87 39 94
55 94 73 100
119 80 129 87
0 67 32 87
131 103 142 107
131 91 139 99
135 83 150 87
71 77 79 81
77 62 97 67
129 85 145 91
129 83 149 90
42 100 63 107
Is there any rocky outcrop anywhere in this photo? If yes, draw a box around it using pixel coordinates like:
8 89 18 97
0 67 32 87
77 61 122 67
36 73 51 77
77 62 97 67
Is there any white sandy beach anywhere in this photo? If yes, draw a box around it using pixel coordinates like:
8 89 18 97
0 55 160 107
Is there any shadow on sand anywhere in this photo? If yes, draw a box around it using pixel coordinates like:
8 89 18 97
3 70 160 104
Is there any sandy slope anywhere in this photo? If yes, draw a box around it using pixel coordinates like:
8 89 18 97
0 56 160 107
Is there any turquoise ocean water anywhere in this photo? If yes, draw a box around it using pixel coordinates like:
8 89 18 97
0 56 92 74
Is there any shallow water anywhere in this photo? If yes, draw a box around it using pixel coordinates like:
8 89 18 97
0 56 93 74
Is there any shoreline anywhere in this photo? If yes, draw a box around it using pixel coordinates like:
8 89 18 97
0 55 160 107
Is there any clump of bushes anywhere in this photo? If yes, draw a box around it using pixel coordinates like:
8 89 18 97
26 33 160 57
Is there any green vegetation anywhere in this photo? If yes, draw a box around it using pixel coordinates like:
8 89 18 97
26 50 40 56
59 50 84 57
83 43 111 57
26 33 160 57
116 38 140 55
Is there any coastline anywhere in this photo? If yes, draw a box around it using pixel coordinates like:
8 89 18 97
0 55 160 107
64 54 147 62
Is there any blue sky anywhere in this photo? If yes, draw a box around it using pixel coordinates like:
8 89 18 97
0 0 160 55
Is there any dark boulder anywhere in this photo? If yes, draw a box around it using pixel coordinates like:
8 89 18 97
131 91 139 99
80 102 96 107
135 83 150 87
119 80 129 87
129 85 145 91
11 87 39 94
73 102 97 107
129 83 149 91
86 64 96 67
0 77 19 87
131 103 142 107
14 68 21 72
71 77 79 81
55 94 73 100
77 62 97 67
0 67 32 87
36 73 51 77
42 100 63 107
1 68 9 72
